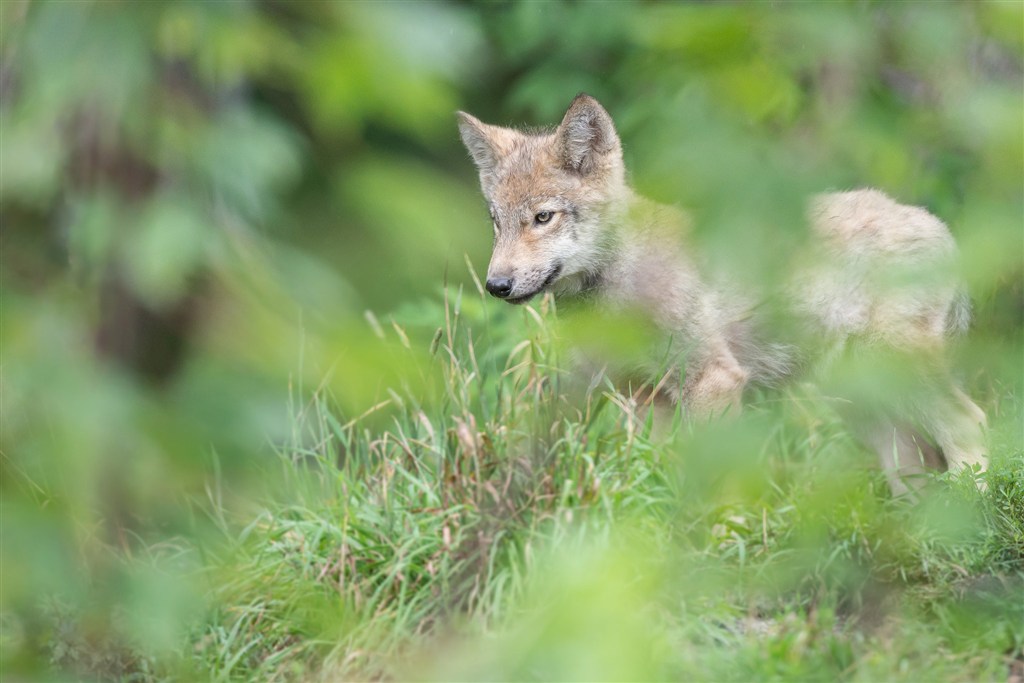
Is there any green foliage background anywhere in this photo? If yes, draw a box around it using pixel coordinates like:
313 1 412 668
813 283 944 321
1 1 1022 680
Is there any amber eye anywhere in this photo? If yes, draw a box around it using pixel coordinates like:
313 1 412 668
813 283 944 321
534 211 554 224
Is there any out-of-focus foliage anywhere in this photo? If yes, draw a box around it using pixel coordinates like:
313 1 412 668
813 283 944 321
1 1 1021 680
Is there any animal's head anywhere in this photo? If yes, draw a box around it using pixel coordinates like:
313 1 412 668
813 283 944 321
457 94 627 304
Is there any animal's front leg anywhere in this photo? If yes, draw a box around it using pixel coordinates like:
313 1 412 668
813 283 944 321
679 350 749 419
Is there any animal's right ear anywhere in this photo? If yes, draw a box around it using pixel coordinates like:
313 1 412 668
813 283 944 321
457 112 517 176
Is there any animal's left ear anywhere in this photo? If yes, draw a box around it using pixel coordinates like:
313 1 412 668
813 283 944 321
555 94 621 175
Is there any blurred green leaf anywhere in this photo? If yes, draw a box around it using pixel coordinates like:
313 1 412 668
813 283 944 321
0 112 64 205
124 196 211 307
194 108 304 221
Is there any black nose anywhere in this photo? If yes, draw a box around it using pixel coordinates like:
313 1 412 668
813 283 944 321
485 277 514 299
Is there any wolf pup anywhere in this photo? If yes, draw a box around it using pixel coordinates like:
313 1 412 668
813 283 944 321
457 94 987 494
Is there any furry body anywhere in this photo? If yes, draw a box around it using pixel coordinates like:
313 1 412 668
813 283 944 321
457 95 987 494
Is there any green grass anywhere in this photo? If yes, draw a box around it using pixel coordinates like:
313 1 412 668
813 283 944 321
173 278 1021 682
39 280 1024 681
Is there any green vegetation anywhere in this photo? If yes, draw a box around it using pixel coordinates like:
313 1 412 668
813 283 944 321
2 1 1021 681
184 291 1024 681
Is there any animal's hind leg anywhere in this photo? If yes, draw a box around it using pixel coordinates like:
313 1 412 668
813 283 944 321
920 385 988 478
861 419 945 497
955 387 987 429
680 348 748 419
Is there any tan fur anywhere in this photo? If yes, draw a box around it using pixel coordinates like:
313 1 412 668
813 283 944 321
458 95 987 493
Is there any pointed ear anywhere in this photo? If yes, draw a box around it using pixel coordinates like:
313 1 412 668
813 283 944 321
457 111 518 176
555 94 620 175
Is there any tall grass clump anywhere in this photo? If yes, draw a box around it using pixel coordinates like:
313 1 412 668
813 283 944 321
187 268 676 680
182 263 1023 682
